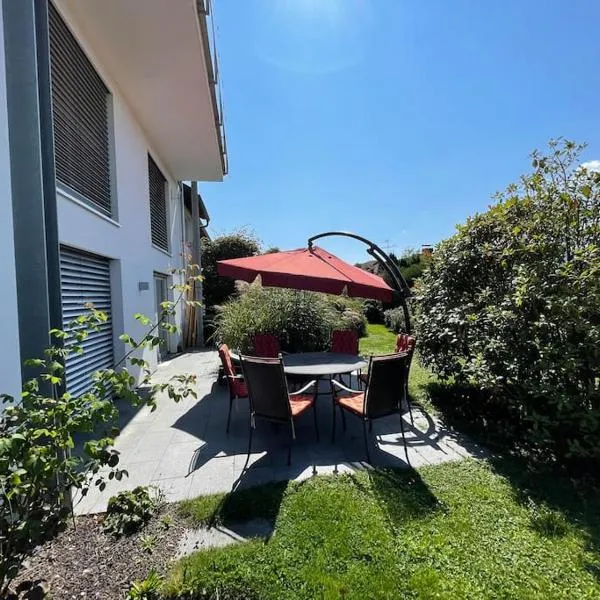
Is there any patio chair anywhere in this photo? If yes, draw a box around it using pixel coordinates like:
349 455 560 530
240 354 319 466
218 344 248 433
359 334 416 425
252 333 282 358
331 353 410 464
331 329 359 355
331 329 359 386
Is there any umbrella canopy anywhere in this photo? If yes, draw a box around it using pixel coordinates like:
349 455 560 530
217 246 393 302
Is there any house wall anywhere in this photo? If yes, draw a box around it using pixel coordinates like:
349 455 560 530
54 2 188 379
0 1 23 399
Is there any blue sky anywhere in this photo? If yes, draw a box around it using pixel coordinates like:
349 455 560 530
202 0 600 264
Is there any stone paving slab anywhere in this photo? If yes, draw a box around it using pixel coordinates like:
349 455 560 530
73 350 484 515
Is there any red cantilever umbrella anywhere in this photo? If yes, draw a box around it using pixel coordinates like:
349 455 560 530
217 246 393 302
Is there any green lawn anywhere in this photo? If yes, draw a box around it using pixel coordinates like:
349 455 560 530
359 323 435 408
161 325 600 599
165 459 600 599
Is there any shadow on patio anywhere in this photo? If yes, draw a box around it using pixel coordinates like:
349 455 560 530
74 351 483 515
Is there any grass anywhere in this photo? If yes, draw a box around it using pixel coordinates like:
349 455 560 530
165 459 600 599
359 323 435 409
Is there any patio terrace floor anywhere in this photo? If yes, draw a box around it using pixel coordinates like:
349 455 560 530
74 350 485 515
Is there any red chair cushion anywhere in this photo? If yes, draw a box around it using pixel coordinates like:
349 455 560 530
252 334 281 358
289 394 314 416
331 330 359 355
231 378 248 398
218 343 235 377
395 334 415 354
336 391 365 415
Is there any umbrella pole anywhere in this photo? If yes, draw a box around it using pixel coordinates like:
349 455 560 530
307 231 412 334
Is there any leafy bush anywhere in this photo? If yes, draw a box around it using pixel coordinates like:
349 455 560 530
103 486 160 537
397 250 431 288
323 295 367 338
416 139 600 471
384 307 407 333
0 266 199 596
201 229 261 308
362 299 384 324
214 286 366 353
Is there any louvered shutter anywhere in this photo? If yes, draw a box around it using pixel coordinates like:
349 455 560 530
60 247 114 397
49 3 112 215
148 155 169 251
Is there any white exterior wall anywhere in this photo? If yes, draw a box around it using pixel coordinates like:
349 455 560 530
0 2 23 399
55 6 188 380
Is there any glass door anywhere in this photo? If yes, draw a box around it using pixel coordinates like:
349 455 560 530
154 273 169 360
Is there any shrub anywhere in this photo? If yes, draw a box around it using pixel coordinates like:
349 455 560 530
339 309 367 338
0 266 199 596
362 299 384 324
323 295 367 338
201 229 261 308
384 307 406 333
213 286 366 353
103 486 160 537
398 250 431 288
416 139 600 471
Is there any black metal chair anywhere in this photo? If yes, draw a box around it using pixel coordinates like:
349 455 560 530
331 353 410 464
240 354 319 466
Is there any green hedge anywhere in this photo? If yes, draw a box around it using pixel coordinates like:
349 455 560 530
416 140 600 472
213 286 366 354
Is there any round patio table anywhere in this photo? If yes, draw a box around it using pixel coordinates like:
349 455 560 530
282 352 367 377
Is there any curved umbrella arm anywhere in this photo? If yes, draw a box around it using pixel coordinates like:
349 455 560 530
307 230 412 334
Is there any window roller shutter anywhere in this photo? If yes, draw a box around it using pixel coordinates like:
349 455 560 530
60 246 114 397
148 155 168 251
49 2 112 215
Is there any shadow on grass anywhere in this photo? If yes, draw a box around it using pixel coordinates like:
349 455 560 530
355 468 441 529
425 380 600 568
217 479 290 529
490 455 600 553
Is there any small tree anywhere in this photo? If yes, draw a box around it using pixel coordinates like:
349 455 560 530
0 264 202 595
201 229 261 308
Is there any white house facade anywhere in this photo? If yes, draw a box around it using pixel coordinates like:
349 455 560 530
0 0 226 399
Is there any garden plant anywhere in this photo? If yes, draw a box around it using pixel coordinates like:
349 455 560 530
213 285 367 353
416 139 600 471
0 263 202 596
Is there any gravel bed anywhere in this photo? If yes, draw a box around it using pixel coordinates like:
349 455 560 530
12 504 187 600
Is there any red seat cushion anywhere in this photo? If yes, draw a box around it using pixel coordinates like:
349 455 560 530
336 391 365 415
395 334 416 354
218 343 235 377
231 378 248 398
289 393 314 416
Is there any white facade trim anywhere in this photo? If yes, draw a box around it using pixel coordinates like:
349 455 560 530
58 184 122 228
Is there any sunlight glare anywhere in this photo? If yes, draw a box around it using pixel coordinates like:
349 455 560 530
253 0 373 74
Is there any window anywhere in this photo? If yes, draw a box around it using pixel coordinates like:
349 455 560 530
49 3 112 215
148 155 168 251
